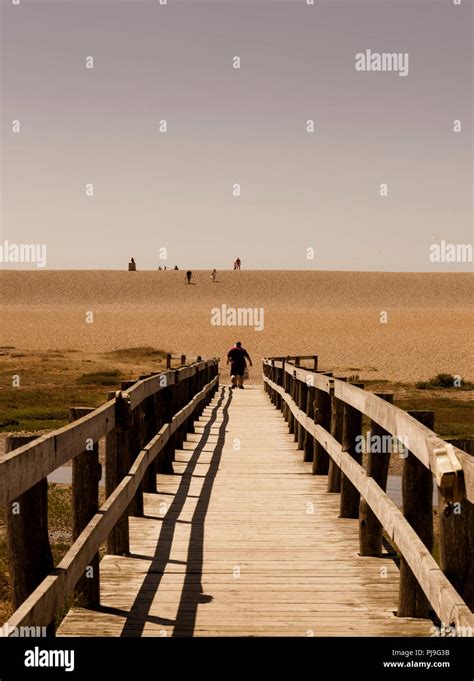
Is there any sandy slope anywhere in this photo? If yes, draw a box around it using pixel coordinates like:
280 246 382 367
0 270 472 381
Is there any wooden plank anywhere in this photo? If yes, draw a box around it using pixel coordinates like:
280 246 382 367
359 393 393 556
283 363 332 393
0 399 115 505
334 379 470 501
58 387 436 638
126 360 218 411
398 411 434 619
327 379 346 492
271 375 471 500
264 376 474 630
69 408 101 607
312 378 332 475
5 435 54 634
3 375 218 631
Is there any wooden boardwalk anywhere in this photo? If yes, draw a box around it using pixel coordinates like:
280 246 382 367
58 385 433 637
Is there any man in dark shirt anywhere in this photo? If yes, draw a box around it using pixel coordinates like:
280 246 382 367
227 341 252 389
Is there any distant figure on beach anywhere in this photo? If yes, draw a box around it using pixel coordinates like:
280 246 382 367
227 341 252 389
163 265 167 270
210 268 217 282
158 265 162 270
234 257 241 270
174 265 179 270
185 270 193 284
128 257 136 271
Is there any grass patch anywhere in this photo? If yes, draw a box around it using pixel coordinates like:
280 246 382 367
48 484 72 533
0 347 170 432
416 373 474 390
0 387 107 433
77 370 122 386
105 346 167 362
395 396 473 440
0 484 74 624
0 537 10 624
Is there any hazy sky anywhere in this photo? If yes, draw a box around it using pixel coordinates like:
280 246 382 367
1 0 472 271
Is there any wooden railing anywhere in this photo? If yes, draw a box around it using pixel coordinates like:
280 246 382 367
0 356 219 635
263 356 474 632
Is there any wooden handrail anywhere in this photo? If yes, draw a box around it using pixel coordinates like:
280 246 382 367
263 357 472 503
2 371 219 632
0 400 116 506
263 373 474 631
0 359 220 505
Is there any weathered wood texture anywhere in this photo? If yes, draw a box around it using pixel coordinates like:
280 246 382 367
5 435 54 634
3 366 219 633
359 393 394 557
69 408 101 608
263 373 474 632
398 411 434 619
59 387 433 637
264 359 472 503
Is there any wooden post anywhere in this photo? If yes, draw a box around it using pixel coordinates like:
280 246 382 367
105 391 130 555
282 359 288 421
166 353 171 369
327 377 347 492
187 371 197 434
291 357 301 439
287 369 295 434
142 394 158 493
180 354 186 366
313 355 318 371
203 363 210 408
277 362 284 412
270 361 276 405
180 373 189 441
159 381 175 474
68 407 101 607
339 383 364 517
359 393 394 556
174 370 186 449
121 381 144 517
275 369 282 410
312 375 333 475
197 364 206 416
438 489 474 611
438 440 474 610
297 380 307 450
398 410 434 619
293 378 301 443
303 382 315 462
5 435 55 634
187 371 196 435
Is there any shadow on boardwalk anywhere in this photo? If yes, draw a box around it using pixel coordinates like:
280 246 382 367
120 386 232 637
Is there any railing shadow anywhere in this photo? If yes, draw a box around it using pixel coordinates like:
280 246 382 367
120 385 232 637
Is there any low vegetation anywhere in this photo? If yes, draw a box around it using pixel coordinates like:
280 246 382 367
0 347 168 432
416 373 474 390
104 346 167 362
77 370 122 386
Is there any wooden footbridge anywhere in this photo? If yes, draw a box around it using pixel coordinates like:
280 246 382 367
1 355 473 637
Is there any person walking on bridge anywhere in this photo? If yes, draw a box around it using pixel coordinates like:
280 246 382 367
227 341 252 389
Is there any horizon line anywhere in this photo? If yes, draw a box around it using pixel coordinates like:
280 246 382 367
0 268 472 275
